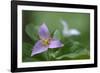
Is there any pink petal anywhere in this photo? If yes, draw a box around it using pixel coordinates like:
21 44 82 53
38 23 50 39
31 40 48 56
49 39 64 48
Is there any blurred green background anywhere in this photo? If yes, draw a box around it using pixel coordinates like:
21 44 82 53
22 10 90 62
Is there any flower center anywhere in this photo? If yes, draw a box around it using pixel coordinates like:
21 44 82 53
42 39 50 46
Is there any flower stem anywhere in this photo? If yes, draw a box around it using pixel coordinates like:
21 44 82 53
47 48 50 61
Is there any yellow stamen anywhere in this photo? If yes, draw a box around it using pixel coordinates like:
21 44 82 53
42 39 50 46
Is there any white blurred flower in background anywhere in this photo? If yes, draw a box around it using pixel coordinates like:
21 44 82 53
61 20 80 37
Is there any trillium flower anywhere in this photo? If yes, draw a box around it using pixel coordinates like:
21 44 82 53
31 23 64 56
61 20 80 36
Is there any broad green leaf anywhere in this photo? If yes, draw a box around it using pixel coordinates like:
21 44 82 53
25 24 38 41
56 40 90 60
56 48 89 60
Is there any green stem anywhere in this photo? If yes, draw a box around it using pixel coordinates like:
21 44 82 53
46 48 49 61
47 49 55 61
47 48 50 61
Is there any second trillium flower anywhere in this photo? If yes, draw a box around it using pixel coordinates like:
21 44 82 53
31 23 64 56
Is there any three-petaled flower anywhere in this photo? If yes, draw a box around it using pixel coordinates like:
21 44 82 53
31 23 64 56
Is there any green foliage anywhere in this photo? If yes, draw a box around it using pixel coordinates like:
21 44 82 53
25 24 38 41
22 42 33 62
56 48 89 60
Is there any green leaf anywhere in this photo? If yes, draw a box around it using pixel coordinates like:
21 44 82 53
23 57 39 62
53 30 62 40
70 41 81 52
56 48 89 60
22 42 33 62
25 24 38 41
